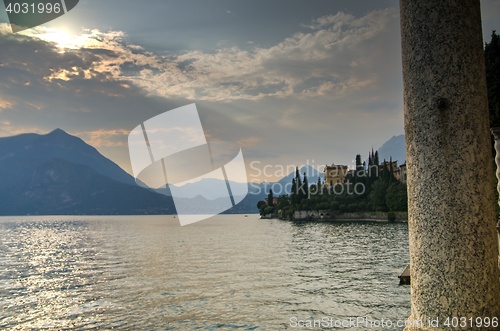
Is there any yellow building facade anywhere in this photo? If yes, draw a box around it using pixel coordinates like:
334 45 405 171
324 164 348 186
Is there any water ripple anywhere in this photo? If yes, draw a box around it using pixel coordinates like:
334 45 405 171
0 216 410 330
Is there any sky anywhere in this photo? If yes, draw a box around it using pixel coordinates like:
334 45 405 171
0 0 499 183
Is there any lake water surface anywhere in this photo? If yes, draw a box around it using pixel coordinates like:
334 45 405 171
0 215 410 330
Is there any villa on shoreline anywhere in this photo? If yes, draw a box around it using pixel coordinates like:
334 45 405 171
259 150 409 221
324 160 407 187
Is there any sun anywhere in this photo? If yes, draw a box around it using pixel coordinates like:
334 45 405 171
37 29 74 48
22 27 93 50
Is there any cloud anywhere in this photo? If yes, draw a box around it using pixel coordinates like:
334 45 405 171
0 7 405 174
0 24 11 35
134 8 399 102
0 9 399 104
77 128 130 147
0 26 188 140
0 97 14 110
0 124 45 137
237 136 262 147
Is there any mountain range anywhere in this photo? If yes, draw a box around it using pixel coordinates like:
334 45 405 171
0 129 175 215
0 129 406 215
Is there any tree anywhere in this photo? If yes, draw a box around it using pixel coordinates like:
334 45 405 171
368 178 389 211
295 167 302 188
355 154 363 170
485 31 500 127
302 172 309 199
386 183 408 212
353 154 362 184
257 200 267 215
262 205 274 216
267 189 274 207
292 167 306 205
484 31 500 215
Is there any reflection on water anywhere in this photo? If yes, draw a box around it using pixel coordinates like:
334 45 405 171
0 215 410 330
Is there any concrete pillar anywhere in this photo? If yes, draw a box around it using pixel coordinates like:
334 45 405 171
400 0 500 329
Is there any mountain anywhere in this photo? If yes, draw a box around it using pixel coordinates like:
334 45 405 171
377 134 406 164
156 179 266 214
0 129 175 215
154 165 324 214
161 178 249 200
276 165 323 193
0 128 137 185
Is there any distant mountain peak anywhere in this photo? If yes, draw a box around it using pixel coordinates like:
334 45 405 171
377 134 406 164
47 128 69 136
46 128 76 140
0 128 138 187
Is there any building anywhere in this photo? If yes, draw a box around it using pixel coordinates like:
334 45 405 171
395 163 407 183
323 159 407 186
324 164 348 186
264 197 279 205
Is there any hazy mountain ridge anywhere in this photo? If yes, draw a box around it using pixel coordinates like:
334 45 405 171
0 129 175 215
377 134 406 164
0 130 405 215
0 128 137 186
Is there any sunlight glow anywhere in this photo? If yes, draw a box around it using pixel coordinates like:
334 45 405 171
21 27 98 50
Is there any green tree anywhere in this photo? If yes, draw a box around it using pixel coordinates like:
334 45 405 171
302 172 309 199
369 178 389 211
366 149 379 190
484 31 500 216
291 167 304 205
386 183 408 212
257 200 267 215
485 31 500 127
355 154 363 170
267 189 274 207
388 157 395 184
295 167 302 188
262 205 274 216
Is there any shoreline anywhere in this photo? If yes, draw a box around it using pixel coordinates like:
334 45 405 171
262 211 408 223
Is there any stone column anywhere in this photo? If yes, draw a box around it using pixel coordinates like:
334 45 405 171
400 0 500 329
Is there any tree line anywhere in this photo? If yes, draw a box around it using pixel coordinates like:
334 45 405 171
258 150 408 219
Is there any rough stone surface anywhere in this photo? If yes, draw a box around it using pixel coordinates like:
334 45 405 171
400 0 500 329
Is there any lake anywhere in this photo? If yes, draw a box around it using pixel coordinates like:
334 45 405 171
0 215 410 330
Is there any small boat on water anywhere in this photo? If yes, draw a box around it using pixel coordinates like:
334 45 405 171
398 265 410 285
